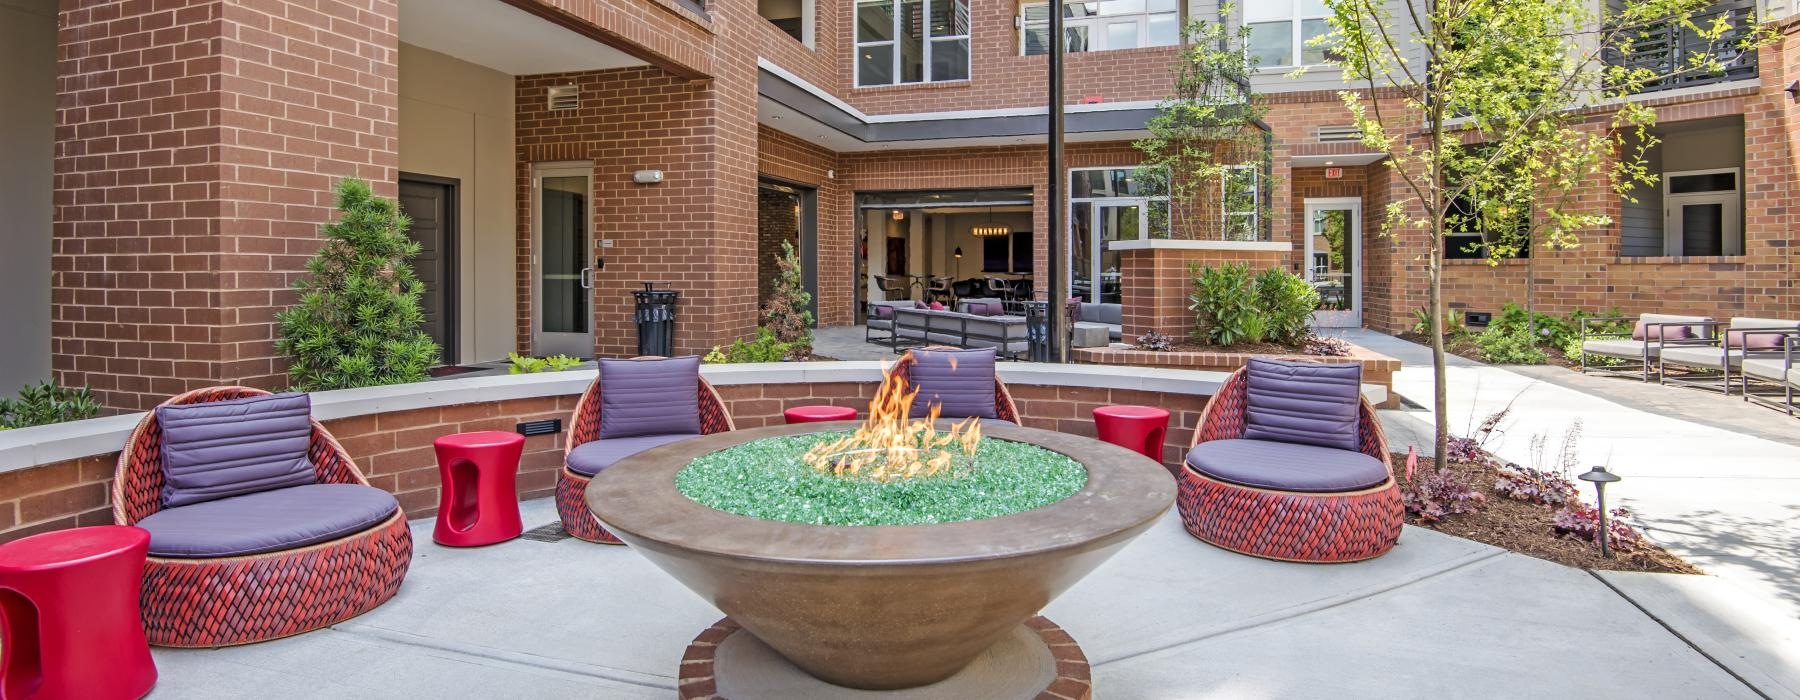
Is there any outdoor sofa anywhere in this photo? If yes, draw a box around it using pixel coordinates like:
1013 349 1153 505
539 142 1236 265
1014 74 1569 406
1579 313 1713 381
1078 302 1123 342
890 306 1030 358
1658 317 1800 394
1740 335 1800 416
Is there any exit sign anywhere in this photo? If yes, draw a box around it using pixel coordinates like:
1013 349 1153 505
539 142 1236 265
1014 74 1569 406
1324 167 1344 179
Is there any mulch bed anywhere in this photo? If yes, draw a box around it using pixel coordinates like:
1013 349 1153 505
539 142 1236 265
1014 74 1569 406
1397 331 1585 370
1161 339 1314 355
1399 453 1701 574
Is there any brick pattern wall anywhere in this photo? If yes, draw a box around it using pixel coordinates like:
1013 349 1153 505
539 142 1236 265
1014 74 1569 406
1117 246 1285 341
0 378 1217 543
756 187 800 307
53 0 400 411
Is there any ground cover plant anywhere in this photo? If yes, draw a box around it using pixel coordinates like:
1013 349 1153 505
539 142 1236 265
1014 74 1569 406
676 432 1086 526
507 353 584 374
0 382 100 429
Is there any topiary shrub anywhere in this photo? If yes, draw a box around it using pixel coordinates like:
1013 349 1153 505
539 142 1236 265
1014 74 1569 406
276 178 440 391
761 240 814 360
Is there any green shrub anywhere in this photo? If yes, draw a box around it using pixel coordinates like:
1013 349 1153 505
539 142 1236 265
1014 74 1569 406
761 241 814 360
1189 263 1315 346
1411 305 1466 336
276 179 440 391
703 327 792 364
507 353 584 374
1474 326 1548 364
1252 267 1319 344
0 382 101 429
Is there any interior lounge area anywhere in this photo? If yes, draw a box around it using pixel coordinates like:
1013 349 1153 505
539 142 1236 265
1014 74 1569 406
855 189 1036 318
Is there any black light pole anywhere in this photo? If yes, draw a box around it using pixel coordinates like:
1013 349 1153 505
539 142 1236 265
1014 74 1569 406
1045 1 1068 363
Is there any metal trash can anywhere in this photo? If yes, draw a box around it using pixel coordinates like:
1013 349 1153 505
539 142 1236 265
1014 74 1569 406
633 281 679 357
1023 301 1051 363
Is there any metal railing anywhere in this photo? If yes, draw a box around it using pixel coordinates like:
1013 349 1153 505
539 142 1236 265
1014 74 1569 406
1604 0 1759 93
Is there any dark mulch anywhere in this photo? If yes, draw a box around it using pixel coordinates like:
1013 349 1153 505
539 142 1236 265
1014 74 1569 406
1399 453 1701 574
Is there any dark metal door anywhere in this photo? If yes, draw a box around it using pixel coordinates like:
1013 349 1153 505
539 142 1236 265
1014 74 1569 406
399 176 457 363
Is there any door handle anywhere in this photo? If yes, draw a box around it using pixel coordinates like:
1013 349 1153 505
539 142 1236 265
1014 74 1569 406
579 268 594 289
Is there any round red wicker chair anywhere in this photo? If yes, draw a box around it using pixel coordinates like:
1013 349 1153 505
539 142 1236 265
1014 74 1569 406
890 346 1020 423
556 358 736 544
1176 366 1403 563
112 386 413 647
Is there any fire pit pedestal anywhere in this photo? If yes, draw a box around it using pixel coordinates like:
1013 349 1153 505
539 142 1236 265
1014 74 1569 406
588 420 1172 690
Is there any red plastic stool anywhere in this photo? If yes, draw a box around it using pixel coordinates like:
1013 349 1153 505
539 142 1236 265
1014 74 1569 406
433 431 526 547
1093 405 1171 464
0 526 156 700
784 405 859 424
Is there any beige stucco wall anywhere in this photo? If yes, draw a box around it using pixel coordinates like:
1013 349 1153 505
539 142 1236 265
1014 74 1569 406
0 0 56 396
398 43 517 364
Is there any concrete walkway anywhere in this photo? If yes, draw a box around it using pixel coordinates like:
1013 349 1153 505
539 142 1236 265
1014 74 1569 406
1351 329 1800 627
146 498 1797 698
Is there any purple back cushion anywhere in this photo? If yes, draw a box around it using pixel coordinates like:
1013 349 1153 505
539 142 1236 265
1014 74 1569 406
1632 321 1692 342
979 302 1003 316
1241 359 1362 452
1726 329 1786 350
907 348 997 420
599 356 702 439
873 305 894 319
157 392 318 508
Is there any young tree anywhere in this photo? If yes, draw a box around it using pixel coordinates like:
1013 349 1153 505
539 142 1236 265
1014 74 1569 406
277 178 440 390
762 240 815 361
1323 0 1770 468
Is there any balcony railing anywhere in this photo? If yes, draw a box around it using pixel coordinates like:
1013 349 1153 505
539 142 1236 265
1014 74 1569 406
1605 0 1759 93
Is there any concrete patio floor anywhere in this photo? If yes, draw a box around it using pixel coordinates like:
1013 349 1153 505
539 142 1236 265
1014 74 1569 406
146 498 1793 698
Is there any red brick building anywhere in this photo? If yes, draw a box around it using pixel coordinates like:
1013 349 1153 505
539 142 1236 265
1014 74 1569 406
5 0 1797 409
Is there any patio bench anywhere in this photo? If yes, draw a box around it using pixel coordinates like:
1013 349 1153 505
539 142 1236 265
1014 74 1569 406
1740 335 1800 416
1659 317 1800 394
1579 313 1713 381
891 307 1029 359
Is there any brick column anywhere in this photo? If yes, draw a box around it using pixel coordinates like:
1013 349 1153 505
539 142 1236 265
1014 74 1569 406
54 0 399 410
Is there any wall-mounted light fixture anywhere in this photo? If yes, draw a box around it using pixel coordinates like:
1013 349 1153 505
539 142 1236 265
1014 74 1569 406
633 170 664 185
954 247 963 259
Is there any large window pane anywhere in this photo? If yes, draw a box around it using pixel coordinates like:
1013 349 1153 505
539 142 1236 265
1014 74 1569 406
930 38 969 80
1066 1 1100 18
1147 13 1179 46
1244 0 1288 22
1301 18 1332 64
1106 21 1139 49
1101 0 1145 13
930 0 969 36
1300 0 1329 15
859 44 894 85
1248 21 1292 67
857 0 893 42
1148 0 1178 11
899 0 925 83
1065 25 1090 52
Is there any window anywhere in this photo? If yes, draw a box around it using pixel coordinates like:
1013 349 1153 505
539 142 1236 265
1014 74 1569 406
1069 167 1168 304
759 0 812 46
1022 0 1181 56
857 0 970 86
1245 0 1333 68
1222 165 1259 241
1443 190 1530 260
983 236 1011 272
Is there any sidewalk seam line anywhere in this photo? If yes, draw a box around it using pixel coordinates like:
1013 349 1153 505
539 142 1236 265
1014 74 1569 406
1586 570 1772 700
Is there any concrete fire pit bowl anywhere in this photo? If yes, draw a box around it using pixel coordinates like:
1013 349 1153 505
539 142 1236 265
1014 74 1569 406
586 420 1175 690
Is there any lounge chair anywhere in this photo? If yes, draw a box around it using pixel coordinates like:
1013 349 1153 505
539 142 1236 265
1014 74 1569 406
114 387 411 646
1176 359 1402 563
1741 334 1800 415
556 356 734 543
1659 317 1800 394
1579 313 1712 381
891 346 1020 425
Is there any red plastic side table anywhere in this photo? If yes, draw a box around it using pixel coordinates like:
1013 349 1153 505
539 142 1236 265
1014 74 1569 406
433 431 526 547
1092 405 1172 464
783 405 859 424
0 526 156 700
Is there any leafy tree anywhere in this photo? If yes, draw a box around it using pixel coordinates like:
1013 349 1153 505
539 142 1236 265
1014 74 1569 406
277 178 440 390
1135 14 1274 240
1322 0 1772 467
761 240 814 360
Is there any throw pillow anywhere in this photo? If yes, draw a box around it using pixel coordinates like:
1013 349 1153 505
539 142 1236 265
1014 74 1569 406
1240 359 1362 452
905 347 998 420
599 356 703 439
157 392 319 508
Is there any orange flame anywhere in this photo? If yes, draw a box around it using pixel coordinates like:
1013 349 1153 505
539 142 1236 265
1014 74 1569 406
802 362 983 482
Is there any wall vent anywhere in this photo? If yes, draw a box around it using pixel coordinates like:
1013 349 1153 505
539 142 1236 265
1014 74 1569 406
1316 125 1363 143
547 85 580 111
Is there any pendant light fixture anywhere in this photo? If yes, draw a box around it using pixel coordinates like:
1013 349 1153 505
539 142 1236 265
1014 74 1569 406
972 206 1011 238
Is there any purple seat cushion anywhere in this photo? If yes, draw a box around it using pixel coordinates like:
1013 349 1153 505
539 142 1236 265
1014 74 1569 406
1186 439 1389 493
156 392 318 508
566 434 697 477
598 356 702 439
136 483 398 558
906 347 998 420
1631 321 1692 342
1241 359 1362 452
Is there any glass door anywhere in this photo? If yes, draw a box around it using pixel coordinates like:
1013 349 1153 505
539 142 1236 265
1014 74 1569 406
1303 198 1361 328
1069 200 1141 304
533 165 594 357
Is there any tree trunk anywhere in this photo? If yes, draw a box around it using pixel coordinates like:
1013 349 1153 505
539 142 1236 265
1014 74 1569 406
1430 231 1449 471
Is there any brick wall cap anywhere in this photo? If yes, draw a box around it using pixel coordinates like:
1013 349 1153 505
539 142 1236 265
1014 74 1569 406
0 362 1382 475
1110 240 1293 252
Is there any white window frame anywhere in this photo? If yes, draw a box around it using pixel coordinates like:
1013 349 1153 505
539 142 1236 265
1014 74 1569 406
1222 164 1259 241
1662 167 1743 256
1244 0 1332 69
1018 0 1182 56
855 0 971 87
